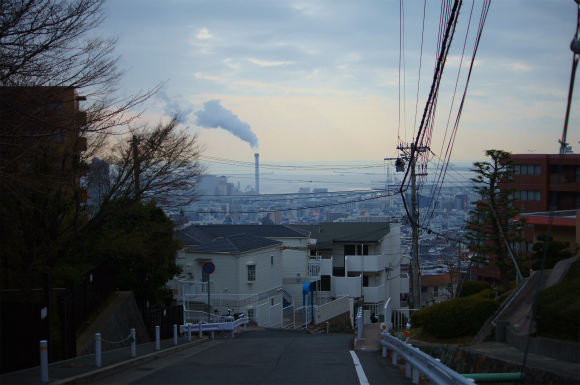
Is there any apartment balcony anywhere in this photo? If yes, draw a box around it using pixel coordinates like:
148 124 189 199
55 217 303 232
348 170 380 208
320 258 333 275
332 275 361 298
77 136 87 152
362 284 387 303
345 254 388 273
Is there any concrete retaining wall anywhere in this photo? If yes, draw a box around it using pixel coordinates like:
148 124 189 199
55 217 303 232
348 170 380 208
414 342 579 385
505 328 579 363
77 291 150 356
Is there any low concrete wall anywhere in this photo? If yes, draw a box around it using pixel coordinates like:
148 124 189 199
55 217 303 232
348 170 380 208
414 342 579 385
505 327 579 363
77 291 150 356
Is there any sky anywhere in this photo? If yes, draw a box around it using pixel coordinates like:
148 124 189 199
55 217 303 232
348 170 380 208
98 0 580 174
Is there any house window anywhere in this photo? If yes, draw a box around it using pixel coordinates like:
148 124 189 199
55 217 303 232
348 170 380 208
247 264 256 282
344 245 356 255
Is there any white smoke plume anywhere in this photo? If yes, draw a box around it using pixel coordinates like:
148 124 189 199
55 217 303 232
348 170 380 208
194 100 258 149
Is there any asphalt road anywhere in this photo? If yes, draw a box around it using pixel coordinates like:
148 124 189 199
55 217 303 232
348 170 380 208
93 330 413 385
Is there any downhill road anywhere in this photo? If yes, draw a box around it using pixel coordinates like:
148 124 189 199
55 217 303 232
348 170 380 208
94 330 413 385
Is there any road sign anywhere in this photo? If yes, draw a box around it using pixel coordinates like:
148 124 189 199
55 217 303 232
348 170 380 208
202 262 215 274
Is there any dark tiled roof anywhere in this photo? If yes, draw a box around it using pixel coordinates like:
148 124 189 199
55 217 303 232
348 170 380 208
175 226 215 246
185 234 282 254
186 224 310 239
289 222 391 250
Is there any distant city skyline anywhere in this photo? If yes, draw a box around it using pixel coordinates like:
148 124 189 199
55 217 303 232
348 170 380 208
98 0 579 168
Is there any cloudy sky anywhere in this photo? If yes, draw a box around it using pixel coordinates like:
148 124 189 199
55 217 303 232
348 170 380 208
99 0 579 170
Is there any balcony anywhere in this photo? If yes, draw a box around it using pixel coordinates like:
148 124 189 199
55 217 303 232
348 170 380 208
345 254 388 273
332 276 361 298
362 284 387 303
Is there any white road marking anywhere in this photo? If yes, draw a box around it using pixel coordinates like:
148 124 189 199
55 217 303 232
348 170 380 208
350 351 370 385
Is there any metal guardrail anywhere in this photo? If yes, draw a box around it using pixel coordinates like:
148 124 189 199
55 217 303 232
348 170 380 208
179 317 249 338
380 332 474 385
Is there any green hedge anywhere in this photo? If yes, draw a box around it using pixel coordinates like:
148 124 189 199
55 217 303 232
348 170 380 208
457 281 491 298
411 297 499 338
535 261 579 340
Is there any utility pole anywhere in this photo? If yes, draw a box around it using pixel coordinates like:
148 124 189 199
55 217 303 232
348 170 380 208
397 143 429 310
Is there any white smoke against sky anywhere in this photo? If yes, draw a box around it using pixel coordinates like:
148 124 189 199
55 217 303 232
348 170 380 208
194 100 259 150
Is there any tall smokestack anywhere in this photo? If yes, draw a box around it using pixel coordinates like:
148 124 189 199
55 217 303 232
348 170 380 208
254 153 260 195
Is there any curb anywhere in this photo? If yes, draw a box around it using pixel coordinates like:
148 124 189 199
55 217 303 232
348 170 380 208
51 338 212 385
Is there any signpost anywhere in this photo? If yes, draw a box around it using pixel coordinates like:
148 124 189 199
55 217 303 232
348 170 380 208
202 262 215 322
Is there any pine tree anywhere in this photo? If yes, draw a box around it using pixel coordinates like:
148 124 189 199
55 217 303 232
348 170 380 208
465 150 525 291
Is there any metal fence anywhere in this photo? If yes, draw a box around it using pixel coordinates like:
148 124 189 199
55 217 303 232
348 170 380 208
138 303 183 340
392 308 419 331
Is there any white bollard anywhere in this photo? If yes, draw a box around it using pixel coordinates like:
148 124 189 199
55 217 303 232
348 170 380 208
155 326 160 351
130 328 136 357
173 324 178 345
40 340 48 383
95 333 102 368
188 324 192 342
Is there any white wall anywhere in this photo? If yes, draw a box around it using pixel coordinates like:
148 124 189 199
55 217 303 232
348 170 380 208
236 247 283 297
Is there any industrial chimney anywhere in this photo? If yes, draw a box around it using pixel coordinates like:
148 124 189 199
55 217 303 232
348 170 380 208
254 153 260 195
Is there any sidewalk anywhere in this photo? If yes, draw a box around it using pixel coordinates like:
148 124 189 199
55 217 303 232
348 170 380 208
0 335 213 385
354 323 382 351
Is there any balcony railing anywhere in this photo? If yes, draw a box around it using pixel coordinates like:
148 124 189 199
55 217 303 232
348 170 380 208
308 256 321 279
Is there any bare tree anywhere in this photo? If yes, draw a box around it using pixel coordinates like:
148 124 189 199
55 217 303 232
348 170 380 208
89 114 206 211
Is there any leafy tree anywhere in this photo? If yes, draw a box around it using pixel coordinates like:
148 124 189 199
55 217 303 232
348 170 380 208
465 150 525 292
530 235 574 271
80 200 182 303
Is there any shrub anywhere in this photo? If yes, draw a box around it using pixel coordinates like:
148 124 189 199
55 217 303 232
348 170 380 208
535 261 579 340
410 305 435 328
416 297 499 338
457 281 491 298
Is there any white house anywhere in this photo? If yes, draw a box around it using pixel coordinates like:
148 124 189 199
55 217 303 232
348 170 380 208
173 231 284 323
172 225 320 324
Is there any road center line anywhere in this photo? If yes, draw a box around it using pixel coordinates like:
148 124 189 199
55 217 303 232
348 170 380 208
350 351 370 385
